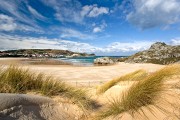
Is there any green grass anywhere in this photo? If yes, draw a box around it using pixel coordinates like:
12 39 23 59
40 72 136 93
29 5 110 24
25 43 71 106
0 65 97 110
96 64 180 119
96 70 147 94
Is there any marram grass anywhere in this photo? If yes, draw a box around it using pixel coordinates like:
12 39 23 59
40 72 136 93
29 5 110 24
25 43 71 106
0 65 97 110
97 69 147 94
96 64 180 119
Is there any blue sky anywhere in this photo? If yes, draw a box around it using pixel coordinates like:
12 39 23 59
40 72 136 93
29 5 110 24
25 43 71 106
0 0 180 55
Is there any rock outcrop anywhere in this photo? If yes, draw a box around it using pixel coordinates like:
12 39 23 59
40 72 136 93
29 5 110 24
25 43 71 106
125 42 180 65
94 57 116 65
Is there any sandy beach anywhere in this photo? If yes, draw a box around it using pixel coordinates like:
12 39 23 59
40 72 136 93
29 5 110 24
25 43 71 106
0 58 165 85
0 58 179 120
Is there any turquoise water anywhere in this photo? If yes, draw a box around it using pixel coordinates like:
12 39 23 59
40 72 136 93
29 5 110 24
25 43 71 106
56 56 126 66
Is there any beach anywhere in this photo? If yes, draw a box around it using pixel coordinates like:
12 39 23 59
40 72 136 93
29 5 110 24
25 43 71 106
0 58 165 86
0 58 179 120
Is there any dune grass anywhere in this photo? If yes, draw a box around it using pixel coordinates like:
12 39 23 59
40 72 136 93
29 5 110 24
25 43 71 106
96 64 180 119
97 69 147 94
173 81 180 89
0 65 97 110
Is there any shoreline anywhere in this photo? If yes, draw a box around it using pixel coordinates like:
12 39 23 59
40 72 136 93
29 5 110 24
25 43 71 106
0 58 165 82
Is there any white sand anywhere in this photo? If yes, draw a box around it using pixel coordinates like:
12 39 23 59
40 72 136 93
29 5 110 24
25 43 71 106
0 58 165 87
29 62 164 81
1 58 179 120
0 58 164 81
0 93 83 120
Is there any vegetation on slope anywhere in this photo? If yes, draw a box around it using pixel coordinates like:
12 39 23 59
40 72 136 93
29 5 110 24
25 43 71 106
0 49 95 57
96 64 180 119
0 65 97 110
97 70 147 94
125 42 180 65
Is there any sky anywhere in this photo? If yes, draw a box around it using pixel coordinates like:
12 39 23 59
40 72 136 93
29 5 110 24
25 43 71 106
0 0 180 56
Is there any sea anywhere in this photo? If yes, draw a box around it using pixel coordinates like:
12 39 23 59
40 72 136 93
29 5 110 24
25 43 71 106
55 56 126 66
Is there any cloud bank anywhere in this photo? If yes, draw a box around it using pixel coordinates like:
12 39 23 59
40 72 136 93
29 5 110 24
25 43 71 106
171 38 180 45
127 0 180 29
0 34 155 55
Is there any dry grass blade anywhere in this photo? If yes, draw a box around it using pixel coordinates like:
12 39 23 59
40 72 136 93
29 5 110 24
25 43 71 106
97 69 147 94
0 65 98 110
172 80 180 89
97 64 180 119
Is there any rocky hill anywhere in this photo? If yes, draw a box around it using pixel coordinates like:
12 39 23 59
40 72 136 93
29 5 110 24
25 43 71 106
124 42 180 65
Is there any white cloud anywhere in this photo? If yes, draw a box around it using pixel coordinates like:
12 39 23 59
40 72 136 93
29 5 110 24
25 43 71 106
104 41 153 52
0 34 100 53
81 4 109 18
81 5 92 17
127 0 180 29
17 24 45 33
93 27 102 33
171 38 180 45
93 21 107 33
88 6 109 17
41 0 83 23
0 1 45 33
41 0 109 23
60 28 94 40
0 14 17 31
0 14 44 33
27 5 47 21
0 0 39 27
0 34 154 55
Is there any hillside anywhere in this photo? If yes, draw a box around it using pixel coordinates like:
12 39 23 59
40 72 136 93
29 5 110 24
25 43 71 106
124 42 180 65
0 49 95 58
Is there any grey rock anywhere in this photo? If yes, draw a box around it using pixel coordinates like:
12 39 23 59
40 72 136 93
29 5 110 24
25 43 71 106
94 57 116 65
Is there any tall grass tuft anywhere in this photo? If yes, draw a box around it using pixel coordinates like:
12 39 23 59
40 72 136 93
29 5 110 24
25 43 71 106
173 81 180 89
0 65 97 110
97 70 147 94
97 64 180 119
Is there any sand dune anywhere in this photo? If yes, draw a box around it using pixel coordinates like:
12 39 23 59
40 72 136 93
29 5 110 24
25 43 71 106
0 93 83 120
0 58 179 120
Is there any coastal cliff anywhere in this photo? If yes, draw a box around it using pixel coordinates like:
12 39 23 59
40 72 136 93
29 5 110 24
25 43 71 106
124 42 180 65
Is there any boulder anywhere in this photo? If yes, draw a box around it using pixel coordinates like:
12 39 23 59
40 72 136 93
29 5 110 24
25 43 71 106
94 57 115 65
